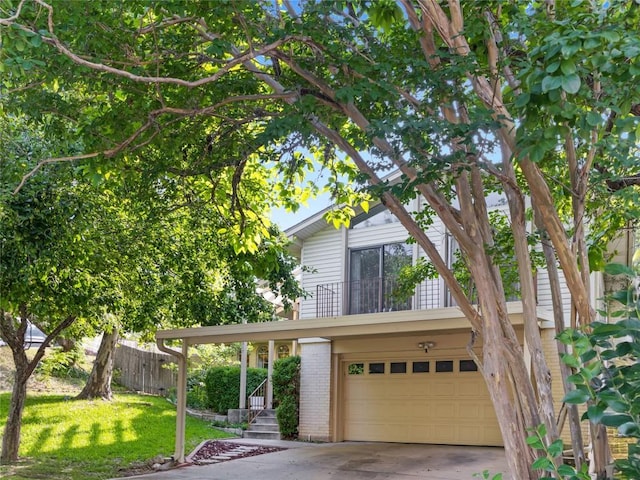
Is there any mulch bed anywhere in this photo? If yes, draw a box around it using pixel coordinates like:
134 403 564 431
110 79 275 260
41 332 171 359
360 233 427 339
188 441 286 465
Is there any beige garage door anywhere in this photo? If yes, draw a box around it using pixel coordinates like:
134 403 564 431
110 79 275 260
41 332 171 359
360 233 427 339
342 355 503 446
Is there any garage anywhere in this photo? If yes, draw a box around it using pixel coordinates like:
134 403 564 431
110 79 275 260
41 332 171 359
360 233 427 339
341 353 503 446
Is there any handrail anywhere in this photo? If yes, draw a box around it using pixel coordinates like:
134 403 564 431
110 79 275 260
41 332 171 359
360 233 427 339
246 377 268 425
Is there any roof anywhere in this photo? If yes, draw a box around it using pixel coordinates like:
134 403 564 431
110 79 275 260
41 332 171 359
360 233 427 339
156 302 533 345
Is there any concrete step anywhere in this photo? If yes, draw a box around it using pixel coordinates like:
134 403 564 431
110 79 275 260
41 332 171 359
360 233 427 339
248 423 279 432
255 409 276 418
243 430 281 440
253 416 278 425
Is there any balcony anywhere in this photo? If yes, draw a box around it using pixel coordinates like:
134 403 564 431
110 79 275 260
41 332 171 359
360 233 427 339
316 277 416 318
314 276 523 318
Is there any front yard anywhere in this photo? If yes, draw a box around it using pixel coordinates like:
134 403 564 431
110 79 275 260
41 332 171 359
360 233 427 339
0 348 232 479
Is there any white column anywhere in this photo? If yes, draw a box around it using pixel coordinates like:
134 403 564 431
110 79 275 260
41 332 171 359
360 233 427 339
175 340 188 463
239 341 248 409
267 339 275 408
239 316 248 409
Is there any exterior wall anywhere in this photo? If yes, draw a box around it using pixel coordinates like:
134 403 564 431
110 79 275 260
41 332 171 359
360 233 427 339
299 227 345 319
298 339 332 442
348 220 409 248
297 196 544 318
540 328 566 440
536 268 572 327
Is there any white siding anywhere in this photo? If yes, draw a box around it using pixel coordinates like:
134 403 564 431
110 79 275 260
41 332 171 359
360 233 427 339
299 226 345 320
348 221 409 249
537 268 572 326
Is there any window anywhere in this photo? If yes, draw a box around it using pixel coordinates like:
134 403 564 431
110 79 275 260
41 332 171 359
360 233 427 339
277 345 290 359
348 363 364 375
460 359 478 372
390 362 407 374
435 360 454 372
444 233 460 307
369 362 385 374
412 361 430 373
349 243 412 314
257 345 269 369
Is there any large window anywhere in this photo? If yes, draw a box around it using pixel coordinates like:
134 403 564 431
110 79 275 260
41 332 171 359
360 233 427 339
349 243 412 314
257 345 269 369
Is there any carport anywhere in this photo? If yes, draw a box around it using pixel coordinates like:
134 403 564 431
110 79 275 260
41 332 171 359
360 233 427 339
156 303 531 463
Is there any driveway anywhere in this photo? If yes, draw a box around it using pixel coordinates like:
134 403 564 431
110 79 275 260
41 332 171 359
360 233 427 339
114 439 510 480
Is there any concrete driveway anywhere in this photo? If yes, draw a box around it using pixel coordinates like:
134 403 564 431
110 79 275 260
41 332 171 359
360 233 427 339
115 439 510 480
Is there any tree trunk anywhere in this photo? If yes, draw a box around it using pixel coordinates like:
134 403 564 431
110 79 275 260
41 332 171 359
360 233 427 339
76 329 118 401
0 357 28 463
536 213 586 469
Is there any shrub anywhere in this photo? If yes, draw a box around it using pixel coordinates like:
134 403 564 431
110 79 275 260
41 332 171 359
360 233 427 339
37 347 86 379
204 366 267 414
276 396 298 438
186 368 209 409
273 355 300 438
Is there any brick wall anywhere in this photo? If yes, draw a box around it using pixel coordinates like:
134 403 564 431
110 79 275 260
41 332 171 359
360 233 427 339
298 339 332 441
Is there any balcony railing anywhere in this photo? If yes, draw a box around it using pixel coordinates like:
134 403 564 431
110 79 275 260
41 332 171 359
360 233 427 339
316 276 412 318
314 276 524 318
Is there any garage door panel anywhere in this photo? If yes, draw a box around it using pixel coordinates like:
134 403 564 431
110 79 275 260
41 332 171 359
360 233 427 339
342 355 503 446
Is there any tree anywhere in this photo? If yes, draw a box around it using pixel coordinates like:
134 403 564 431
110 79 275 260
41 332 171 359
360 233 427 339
0 119 304 460
0 119 122 462
2 1 639 477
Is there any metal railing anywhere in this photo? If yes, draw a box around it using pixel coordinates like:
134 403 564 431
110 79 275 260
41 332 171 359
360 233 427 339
246 378 268 425
316 276 412 317
314 275 524 317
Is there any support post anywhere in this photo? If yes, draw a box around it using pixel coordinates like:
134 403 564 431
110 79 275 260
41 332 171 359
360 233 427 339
240 341 248 409
267 339 275 408
156 338 187 463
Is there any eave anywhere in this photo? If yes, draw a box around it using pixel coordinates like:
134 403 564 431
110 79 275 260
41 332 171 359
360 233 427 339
156 302 533 345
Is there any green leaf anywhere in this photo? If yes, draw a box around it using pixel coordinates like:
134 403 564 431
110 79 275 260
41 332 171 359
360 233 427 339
541 75 562 92
618 422 640 436
563 389 591 404
514 93 531 108
586 404 606 423
561 74 581 94
526 435 544 449
560 59 576 75
547 439 564 457
600 30 621 43
602 414 633 427
546 61 560 73
532 457 553 471
560 352 580 368
604 263 636 276
557 464 577 476
586 111 602 127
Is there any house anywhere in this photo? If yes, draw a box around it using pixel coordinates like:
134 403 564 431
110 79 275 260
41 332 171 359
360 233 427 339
156 194 637 462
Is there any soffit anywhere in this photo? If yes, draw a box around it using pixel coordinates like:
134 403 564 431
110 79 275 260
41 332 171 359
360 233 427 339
156 302 531 345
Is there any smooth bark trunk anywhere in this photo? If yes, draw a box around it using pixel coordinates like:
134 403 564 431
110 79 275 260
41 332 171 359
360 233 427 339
0 312 75 463
1 359 28 463
76 329 119 401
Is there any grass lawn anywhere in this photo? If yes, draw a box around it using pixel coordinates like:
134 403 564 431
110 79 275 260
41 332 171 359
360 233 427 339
0 392 233 479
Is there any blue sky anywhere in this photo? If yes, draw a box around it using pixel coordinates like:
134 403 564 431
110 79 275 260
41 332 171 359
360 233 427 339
270 192 332 230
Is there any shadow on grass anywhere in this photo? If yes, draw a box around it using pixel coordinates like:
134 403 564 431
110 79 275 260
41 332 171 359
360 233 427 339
0 392 228 480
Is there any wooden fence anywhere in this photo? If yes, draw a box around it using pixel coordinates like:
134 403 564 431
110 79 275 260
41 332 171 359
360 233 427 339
113 340 177 396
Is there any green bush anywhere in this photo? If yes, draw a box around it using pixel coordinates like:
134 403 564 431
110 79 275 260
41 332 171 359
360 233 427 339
186 368 209 409
204 366 267 414
276 396 298 437
37 347 86 379
273 355 300 438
